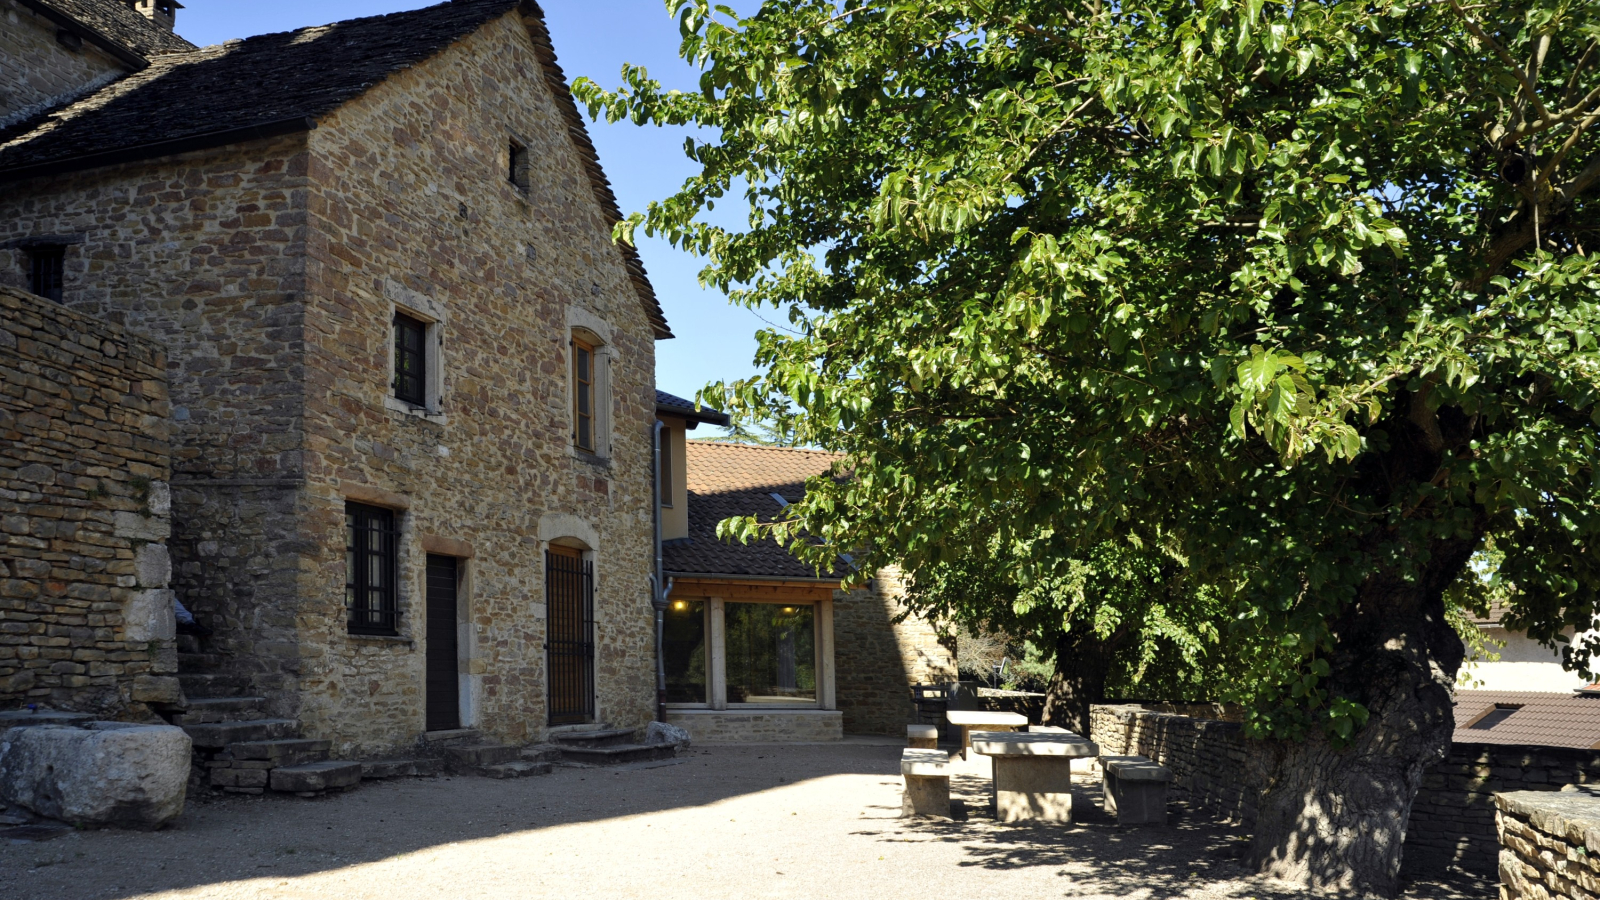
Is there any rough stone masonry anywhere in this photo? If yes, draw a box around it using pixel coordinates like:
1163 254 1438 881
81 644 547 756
0 283 178 718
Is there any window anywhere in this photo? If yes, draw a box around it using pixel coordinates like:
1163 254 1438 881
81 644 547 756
572 335 596 451
29 247 64 303
393 312 427 406
508 140 530 192
659 428 673 507
346 502 399 635
663 599 705 702
1467 703 1523 731
724 602 815 705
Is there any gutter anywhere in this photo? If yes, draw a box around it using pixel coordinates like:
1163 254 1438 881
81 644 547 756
0 116 317 184
16 0 149 71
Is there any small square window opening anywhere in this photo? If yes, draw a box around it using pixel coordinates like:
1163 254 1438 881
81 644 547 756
393 312 428 406
509 141 530 192
29 247 65 303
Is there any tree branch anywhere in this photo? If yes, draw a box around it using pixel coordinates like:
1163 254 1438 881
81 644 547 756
1450 3 1552 128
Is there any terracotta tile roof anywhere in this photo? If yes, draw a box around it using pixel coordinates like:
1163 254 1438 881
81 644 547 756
655 390 729 428
21 0 196 60
663 441 845 580
1453 690 1600 749
0 0 671 339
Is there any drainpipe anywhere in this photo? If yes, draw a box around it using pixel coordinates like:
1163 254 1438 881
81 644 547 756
650 419 669 724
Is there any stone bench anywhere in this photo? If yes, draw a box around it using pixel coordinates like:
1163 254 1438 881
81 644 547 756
900 748 953 818
971 731 1098 823
1100 754 1172 825
906 724 939 750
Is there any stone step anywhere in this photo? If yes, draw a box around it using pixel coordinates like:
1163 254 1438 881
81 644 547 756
548 727 634 749
520 745 565 764
176 651 223 672
174 697 266 726
269 760 363 795
481 760 552 779
420 728 481 745
361 758 442 780
559 743 677 766
183 718 298 749
175 634 202 654
444 743 520 769
177 673 253 699
227 738 330 767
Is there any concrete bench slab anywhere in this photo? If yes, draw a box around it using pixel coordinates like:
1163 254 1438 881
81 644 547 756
1100 754 1172 825
971 732 1099 824
969 732 1099 757
906 724 939 750
900 748 952 818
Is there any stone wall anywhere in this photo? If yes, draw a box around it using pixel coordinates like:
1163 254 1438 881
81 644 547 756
0 0 127 128
1496 788 1600 899
0 283 176 718
1089 703 1600 876
833 567 956 735
666 709 843 743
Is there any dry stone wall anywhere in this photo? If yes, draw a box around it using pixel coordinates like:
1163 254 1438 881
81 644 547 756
0 0 127 128
0 283 176 718
1090 704 1259 823
833 568 955 735
1497 787 1600 900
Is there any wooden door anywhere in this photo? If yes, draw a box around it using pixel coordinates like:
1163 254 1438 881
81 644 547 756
425 554 460 732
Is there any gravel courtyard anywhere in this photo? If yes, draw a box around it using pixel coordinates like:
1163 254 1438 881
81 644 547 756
0 741 1493 900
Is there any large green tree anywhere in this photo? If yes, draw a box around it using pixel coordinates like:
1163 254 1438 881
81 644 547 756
577 0 1600 892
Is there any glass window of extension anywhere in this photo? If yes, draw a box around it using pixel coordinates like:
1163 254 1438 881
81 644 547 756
346 502 399 635
572 335 595 451
663 599 706 703
725 602 815 705
30 246 65 303
393 312 427 406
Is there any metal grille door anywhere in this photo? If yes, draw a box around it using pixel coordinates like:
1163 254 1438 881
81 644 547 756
546 547 595 725
425 555 460 732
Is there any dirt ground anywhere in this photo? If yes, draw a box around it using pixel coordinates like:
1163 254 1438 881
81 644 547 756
0 740 1492 900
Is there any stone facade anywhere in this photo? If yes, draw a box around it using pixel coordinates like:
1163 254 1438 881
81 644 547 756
0 283 177 717
832 568 956 735
1497 788 1600 900
0 0 126 127
666 708 843 743
0 8 661 757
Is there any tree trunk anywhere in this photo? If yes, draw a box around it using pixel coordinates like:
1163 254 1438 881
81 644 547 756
1248 545 1473 897
1042 627 1117 737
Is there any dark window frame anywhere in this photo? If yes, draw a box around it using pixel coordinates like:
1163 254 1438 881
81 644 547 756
393 312 428 407
572 335 596 452
29 246 65 303
346 502 400 635
509 140 530 192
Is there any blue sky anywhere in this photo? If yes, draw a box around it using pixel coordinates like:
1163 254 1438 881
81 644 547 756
174 0 763 409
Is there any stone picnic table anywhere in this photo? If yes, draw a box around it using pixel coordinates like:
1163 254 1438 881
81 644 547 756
944 710 1028 760
970 730 1099 823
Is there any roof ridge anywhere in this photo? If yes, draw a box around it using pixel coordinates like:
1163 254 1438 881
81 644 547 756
687 440 841 458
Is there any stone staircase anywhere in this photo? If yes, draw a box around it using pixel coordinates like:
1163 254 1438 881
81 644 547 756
431 730 552 779
546 724 678 766
177 696 365 796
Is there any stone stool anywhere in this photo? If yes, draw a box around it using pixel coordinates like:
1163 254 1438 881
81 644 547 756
1101 754 1173 825
900 748 952 818
906 724 939 749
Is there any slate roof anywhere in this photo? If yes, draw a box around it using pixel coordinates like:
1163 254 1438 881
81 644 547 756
656 390 730 428
663 441 845 581
0 0 671 338
1453 690 1600 749
22 0 195 60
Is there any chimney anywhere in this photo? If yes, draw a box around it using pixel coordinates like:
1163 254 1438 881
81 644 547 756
123 0 181 32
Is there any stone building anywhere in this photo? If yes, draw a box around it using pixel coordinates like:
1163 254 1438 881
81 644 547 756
645 432 956 741
0 0 672 759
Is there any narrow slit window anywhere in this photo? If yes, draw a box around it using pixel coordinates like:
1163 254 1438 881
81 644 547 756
509 141 529 192
393 312 427 406
30 247 65 303
573 336 595 451
346 502 399 635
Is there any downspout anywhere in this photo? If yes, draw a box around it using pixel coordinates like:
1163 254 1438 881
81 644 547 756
650 420 670 723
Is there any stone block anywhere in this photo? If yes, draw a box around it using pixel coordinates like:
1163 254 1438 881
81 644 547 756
0 723 189 828
133 544 171 589
123 589 175 642
907 724 938 749
113 511 169 542
992 755 1076 823
130 674 181 704
645 720 690 748
270 760 361 793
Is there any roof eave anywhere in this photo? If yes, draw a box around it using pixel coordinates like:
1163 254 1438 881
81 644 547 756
0 116 316 185
17 0 150 70
656 403 731 428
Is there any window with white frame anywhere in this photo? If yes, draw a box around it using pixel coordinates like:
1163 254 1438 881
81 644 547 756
664 597 827 708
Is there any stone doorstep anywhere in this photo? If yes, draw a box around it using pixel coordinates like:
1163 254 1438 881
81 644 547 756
269 760 363 794
182 718 298 748
227 738 331 767
481 760 553 779
520 745 565 764
557 743 677 766
548 727 635 749
361 758 442 779
444 743 521 768
420 728 481 744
